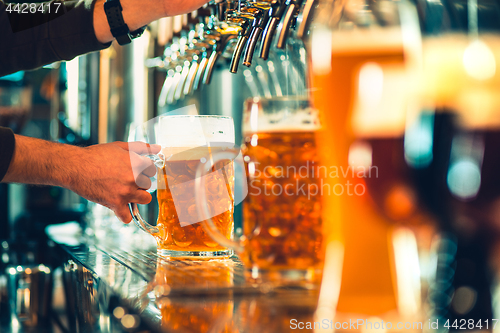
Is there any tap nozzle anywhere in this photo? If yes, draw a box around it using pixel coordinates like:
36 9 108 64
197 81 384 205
194 53 209 90
242 26 263 66
242 2 273 67
296 0 317 39
228 14 256 73
230 34 249 73
260 0 287 60
202 25 240 83
276 0 303 49
203 49 220 84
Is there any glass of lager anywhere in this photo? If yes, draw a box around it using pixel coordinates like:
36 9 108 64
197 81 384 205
309 0 425 326
196 97 324 285
129 115 236 258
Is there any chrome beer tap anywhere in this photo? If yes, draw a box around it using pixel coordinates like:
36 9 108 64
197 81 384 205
190 39 213 91
174 18 206 99
227 7 259 73
187 6 217 90
158 46 182 106
296 0 317 39
180 19 210 95
202 24 240 83
241 1 273 67
260 0 287 60
276 0 304 49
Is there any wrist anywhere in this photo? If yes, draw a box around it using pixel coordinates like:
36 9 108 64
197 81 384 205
53 144 86 191
93 0 160 44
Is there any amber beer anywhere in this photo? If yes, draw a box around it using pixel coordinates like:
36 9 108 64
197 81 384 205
152 258 235 332
241 130 323 272
312 30 407 314
154 147 234 253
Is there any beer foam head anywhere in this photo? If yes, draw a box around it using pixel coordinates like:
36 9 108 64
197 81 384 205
352 63 415 137
242 97 321 134
158 115 235 147
162 146 234 161
243 108 321 134
331 27 404 54
312 27 406 74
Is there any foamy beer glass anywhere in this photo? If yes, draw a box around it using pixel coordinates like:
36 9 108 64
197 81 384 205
129 115 236 258
196 97 324 284
309 0 423 325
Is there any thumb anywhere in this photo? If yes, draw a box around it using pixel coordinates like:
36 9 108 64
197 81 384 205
115 142 161 155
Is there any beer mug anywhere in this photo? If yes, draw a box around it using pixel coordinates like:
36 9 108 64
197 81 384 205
129 115 236 258
309 0 424 324
196 97 324 284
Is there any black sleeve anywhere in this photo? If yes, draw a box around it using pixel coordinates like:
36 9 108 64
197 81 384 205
0 0 111 77
0 126 15 181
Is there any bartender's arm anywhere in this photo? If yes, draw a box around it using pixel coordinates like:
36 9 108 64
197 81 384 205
0 127 160 223
0 0 209 76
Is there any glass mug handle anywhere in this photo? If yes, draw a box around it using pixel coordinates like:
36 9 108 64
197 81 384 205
128 153 165 235
195 149 244 253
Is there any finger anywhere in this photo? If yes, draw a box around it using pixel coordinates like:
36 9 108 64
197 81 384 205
126 153 154 178
130 189 153 205
119 142 161 155
114 190 152 223
130 155 158 179
136 174 152 190
142 164 157 177
114 205 133 224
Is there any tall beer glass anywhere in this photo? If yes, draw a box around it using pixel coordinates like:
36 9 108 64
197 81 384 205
129 115 236 258
241 97 323 281
309 0 423 322
195 97 324 285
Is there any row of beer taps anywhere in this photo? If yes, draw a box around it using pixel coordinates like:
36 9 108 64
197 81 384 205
149 0 318 106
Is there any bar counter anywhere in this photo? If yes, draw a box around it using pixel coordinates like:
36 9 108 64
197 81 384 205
47 226 319 333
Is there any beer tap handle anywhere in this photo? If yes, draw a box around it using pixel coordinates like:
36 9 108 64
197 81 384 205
203 49 220 84
242 26 263 67
229 35 249 73
183 58 200 96
228 12 256 74
174 61 192 100
260 17 279 60
203 27 238 82
158 69 175 107
193 53 209 90
259 0 288 60
241 3 272 67
166 70 182 104
276 1 302 49
296 0 317 39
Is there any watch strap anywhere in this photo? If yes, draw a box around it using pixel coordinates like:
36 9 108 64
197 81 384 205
104 0 145 45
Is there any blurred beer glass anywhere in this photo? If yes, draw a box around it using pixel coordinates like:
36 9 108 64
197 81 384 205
407 0 500 324
309 0 425 326
129 115 236 258
196 97 324 285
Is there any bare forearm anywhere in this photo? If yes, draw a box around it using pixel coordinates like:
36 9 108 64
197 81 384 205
93 0 210 43
2 134 81 188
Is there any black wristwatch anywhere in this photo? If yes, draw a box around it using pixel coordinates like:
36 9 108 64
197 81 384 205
103 0 146 45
